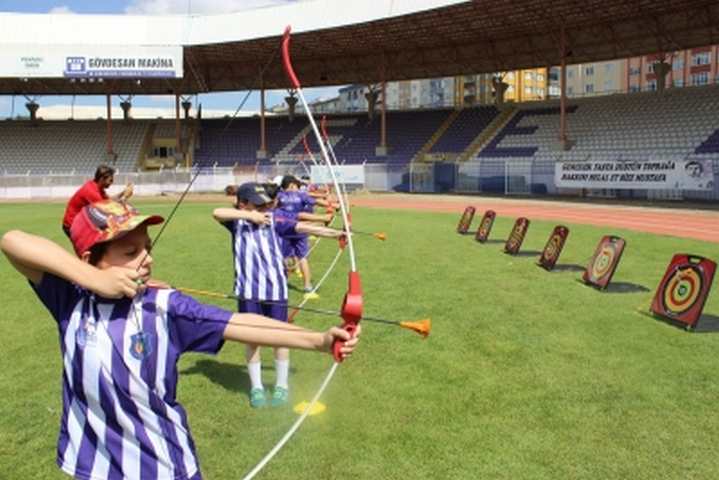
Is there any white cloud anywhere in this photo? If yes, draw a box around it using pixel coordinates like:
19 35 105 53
124 0 303 15
48 5 75 14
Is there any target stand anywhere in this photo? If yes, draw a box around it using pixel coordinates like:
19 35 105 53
649 254 716 330
475 210 496 243
504 217 530 255
581 236 626 290
457 206 476 234
537 225 569 271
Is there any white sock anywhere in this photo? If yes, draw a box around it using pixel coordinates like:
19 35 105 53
275 359 290 389
248 361 263 390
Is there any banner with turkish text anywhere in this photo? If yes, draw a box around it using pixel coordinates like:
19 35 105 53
555 159 714 190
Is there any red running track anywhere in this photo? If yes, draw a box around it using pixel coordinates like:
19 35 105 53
351 194 719 243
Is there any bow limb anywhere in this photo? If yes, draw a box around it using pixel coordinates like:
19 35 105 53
282 28 362 343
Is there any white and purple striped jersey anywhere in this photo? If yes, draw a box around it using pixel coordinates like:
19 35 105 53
277 190 316 214
222 211 297 301
32 273 232 480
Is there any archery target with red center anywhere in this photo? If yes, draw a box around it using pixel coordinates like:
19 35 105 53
504 217 530 254
582 236 626 289
650 254 716 329
664 267 702 314
457 206 476 234
537 225 569 271
475 210 496 243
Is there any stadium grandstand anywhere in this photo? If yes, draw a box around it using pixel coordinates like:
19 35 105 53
0 0 718 202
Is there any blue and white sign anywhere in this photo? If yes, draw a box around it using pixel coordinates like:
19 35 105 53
0 44 183 78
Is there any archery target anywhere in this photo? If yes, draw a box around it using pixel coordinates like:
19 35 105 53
593 247 614 278
582 236 626 289
662 266 703 316
457 206 476 234
475 210 496 243
538 226 569 271
504 217 530 254
650 254 717 328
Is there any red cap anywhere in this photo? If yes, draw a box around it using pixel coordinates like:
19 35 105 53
70 200 163 257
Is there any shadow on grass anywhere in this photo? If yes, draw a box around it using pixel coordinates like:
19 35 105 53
575 279 650 294
510 250 543 257
551 264 586 273
693 313 719 333
605 282 651 294
635 310 719 333
477 239 504 245
181 359 297 396
287 283 308 293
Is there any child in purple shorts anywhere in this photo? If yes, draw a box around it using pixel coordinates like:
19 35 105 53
1 199 359 480
276 176 334 292
213 183 344 408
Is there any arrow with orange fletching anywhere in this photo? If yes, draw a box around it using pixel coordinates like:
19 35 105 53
349 230 387 241
175 286 430 338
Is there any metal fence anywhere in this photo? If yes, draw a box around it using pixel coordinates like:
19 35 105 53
1 159 718 202
408 157 719 202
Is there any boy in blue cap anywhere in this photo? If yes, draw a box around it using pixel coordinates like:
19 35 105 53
213 183 345 408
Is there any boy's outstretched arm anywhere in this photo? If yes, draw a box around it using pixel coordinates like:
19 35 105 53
295 222 344 238
297 212 333 224
223 313 360 359
0 230 142 298
213 208 269 225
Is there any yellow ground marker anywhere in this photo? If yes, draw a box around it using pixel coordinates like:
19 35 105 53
293 400 326 416
303 292 320 301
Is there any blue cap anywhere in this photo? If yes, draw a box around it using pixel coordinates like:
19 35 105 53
236 182 272 206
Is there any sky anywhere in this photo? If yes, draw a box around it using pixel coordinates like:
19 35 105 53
0 0 343 118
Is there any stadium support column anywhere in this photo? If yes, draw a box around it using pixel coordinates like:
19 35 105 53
544 67 550 100
375 80 388 157
558 27 573 151
106 94 114 161
257 80 267 160
652 53 671 93
175 93 183 165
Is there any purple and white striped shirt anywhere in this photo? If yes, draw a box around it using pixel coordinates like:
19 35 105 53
222 211 296 301
32 273 232 480
277 190 316 214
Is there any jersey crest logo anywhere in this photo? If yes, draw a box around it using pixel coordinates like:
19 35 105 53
129 332 154 360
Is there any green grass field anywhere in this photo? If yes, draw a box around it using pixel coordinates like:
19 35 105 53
1 199 718 479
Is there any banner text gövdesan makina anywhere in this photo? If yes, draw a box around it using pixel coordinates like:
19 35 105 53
1 44 183 79
555 158 714 191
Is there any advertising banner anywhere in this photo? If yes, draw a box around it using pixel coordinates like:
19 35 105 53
311 165 365 185
555 159 714 191
0 44 183 78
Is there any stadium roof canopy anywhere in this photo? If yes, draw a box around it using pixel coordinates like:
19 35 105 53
0 0 717 95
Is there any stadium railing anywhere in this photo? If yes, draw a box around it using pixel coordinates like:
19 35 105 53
1 158 717 201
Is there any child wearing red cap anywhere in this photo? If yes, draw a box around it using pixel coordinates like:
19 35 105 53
1 199 359 480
